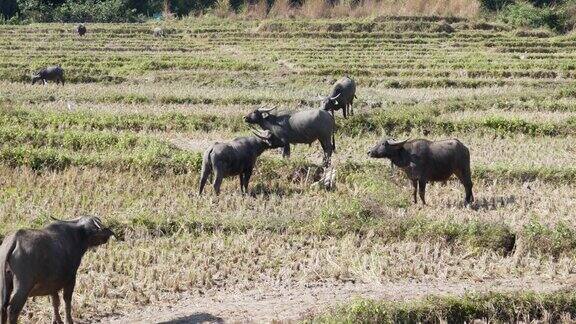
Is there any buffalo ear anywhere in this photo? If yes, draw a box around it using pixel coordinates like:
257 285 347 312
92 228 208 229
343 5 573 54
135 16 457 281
262 112 270 119
333 100 339 105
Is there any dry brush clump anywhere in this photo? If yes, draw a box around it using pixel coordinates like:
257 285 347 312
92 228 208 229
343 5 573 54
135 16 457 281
312 291 576 322
219 0 481 19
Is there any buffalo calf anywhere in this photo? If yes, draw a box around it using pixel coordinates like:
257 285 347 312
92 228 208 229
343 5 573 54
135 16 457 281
368 138 474 205
0 216 114 324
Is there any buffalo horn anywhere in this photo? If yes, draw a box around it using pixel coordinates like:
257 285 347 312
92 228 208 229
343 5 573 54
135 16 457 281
257 106 277 113
251 129 271 139
386 138 409 146
50 216 82 223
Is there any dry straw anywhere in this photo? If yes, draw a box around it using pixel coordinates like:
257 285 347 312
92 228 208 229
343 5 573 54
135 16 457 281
229 0 480 18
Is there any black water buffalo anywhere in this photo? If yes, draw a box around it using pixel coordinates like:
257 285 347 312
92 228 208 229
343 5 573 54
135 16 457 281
199 130 283 195
320 76 356 118
368 138 474 205
76 24 86 36
31 66 65 85
243 107 335 166
0 216 114 324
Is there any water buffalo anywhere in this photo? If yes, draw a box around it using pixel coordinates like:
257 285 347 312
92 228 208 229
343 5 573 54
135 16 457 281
153 27 164 37
243 107 335 166
368 138 474 205
76 24 86 36
199 130 283 195
31 66 65 86
320 76 356 118
0 216 114 324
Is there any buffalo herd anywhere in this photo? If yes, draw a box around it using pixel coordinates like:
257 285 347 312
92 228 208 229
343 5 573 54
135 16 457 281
27 65 475 204
12 25 477 322
203 76 474 206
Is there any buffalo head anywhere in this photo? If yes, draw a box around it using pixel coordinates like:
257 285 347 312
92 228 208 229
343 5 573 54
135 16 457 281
251 128 284 148
320 93 340 111
31 73 41 85
368 138 408 159
243 106 276 124
51 215 115 247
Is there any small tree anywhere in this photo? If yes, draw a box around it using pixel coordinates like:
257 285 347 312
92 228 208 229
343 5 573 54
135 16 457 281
163 0 174 18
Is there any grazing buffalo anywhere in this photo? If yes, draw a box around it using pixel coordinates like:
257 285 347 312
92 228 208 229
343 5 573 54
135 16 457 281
31 66 65 86
76 24 86 36
368 138 474 205
199 130 283 195
0 216 114 324
243 107 335 166
320 76 356 118
153 27 164 37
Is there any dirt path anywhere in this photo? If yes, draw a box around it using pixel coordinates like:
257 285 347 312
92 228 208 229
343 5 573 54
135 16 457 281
96 278 567 323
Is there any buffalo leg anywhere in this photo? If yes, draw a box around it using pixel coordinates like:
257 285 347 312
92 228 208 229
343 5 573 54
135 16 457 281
51 293 63 324
238 175 245 194
320 140 332 167
43 79 47 85
243 169 252 193
7 279 32 324
456 169 474 204
63 282 75 324
342 106 347 119
349 97 354 116
418 180 427 205
282 145 291 158
465 183 474 204
411 179 418 203
1 272 12 324
213 172 223 196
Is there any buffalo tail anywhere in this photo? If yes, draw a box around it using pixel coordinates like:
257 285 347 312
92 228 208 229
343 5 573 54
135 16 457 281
0 235 16 318
332 131 336 153
199 146 214 195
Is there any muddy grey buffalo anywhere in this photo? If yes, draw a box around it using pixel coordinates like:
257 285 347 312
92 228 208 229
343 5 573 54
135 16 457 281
76 24 86 36
0 216 114 324
31 66 65 85
368 138 474 205
199 130 283 195
243 107 335 166
320 76 356 118
153 27 164 37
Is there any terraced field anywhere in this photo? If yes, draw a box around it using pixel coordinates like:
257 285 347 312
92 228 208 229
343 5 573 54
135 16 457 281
0 16 575 322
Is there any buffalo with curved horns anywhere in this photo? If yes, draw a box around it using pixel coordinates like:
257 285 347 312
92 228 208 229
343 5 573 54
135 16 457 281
243 107 335 167
320 76 356 118
31 65 65 86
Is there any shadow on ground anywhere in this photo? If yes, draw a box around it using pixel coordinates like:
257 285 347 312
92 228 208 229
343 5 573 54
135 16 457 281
159 313 224 324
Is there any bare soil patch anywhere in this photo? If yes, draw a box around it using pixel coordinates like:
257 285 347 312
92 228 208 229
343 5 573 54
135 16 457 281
98 278 565 323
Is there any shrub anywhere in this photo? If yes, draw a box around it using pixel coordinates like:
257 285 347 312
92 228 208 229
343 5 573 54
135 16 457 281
480 0 564 10
497 2 566 31
479 0 514 11
16 0 54 22
53 0 141 22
